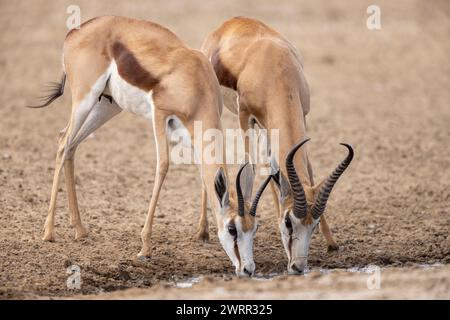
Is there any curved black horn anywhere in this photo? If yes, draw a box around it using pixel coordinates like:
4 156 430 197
285 138 311 219
311 143 354 219
235 162 249 216
249 175 272 216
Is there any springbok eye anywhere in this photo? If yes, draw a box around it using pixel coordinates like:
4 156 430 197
228 224 237 238
285 214 292 233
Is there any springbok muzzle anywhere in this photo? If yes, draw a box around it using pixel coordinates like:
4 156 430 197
289 257 308 275
236 262 256 278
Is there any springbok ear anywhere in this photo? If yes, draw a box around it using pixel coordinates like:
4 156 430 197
269 156 290 200
272 170 291 201
215 167 229 208
239 163 255 203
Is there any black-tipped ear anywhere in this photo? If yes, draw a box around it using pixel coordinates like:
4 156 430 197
215 167 229 208
270 156 290 200
270 156 281 189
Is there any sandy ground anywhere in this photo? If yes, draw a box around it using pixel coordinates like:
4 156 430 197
0 0 449 299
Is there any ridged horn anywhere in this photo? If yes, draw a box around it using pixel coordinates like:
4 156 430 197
249 175 272 216
285 138 311 219
235 162 249 216
311 143 354 219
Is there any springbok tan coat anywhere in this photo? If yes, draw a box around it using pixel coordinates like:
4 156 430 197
200 17 353 274
31 16 272 277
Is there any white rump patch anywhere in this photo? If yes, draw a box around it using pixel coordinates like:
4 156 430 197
108 61 154 120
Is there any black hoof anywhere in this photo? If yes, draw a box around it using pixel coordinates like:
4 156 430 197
327 244 339 252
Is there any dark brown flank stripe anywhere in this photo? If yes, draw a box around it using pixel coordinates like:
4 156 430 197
111 41 159 92
211 50 237 90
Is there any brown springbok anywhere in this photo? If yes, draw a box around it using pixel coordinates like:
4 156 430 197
200 17 354 274
29 16 272 277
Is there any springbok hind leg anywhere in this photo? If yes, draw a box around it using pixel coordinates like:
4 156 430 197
42 91 118 241
42 130 69 241
64 96 122 240
42 98 93 241
64 157 87 240
138 111 169 259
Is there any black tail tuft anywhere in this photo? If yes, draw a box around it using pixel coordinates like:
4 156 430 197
28 73 66 108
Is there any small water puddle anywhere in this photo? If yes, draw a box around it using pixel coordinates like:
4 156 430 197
170 263 445 288
172 276 201 288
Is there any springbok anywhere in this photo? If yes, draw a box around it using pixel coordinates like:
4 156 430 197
200 17 354 274
29 16 272 277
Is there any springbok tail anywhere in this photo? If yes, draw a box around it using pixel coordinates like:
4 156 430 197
28 73 66 108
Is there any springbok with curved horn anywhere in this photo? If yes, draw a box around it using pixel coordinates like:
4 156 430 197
275 139 353 273
30 16 272 277
200 17 354 274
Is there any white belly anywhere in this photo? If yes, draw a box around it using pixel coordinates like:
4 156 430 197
107 61 154 120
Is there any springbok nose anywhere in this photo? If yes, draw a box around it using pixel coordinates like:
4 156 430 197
291 263 305 274
290 258 307 275
243 267 253 277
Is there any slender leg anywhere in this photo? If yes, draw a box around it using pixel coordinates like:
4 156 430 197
42 106 85 242
64 156 87 239
42 91 116 241
138 111 169 258
238 109 252 160
65 97 122 240
194 108 251 240
42 133 68 241
320 214 339 251
195 184 209 241
261 123 281 219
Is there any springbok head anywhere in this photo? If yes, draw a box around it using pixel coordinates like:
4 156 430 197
272 138 353 274
214 163 272 277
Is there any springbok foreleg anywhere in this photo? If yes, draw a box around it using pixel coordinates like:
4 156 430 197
195 184 209 241
138 111 169 259
320 215 339 251
194 109 254 241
